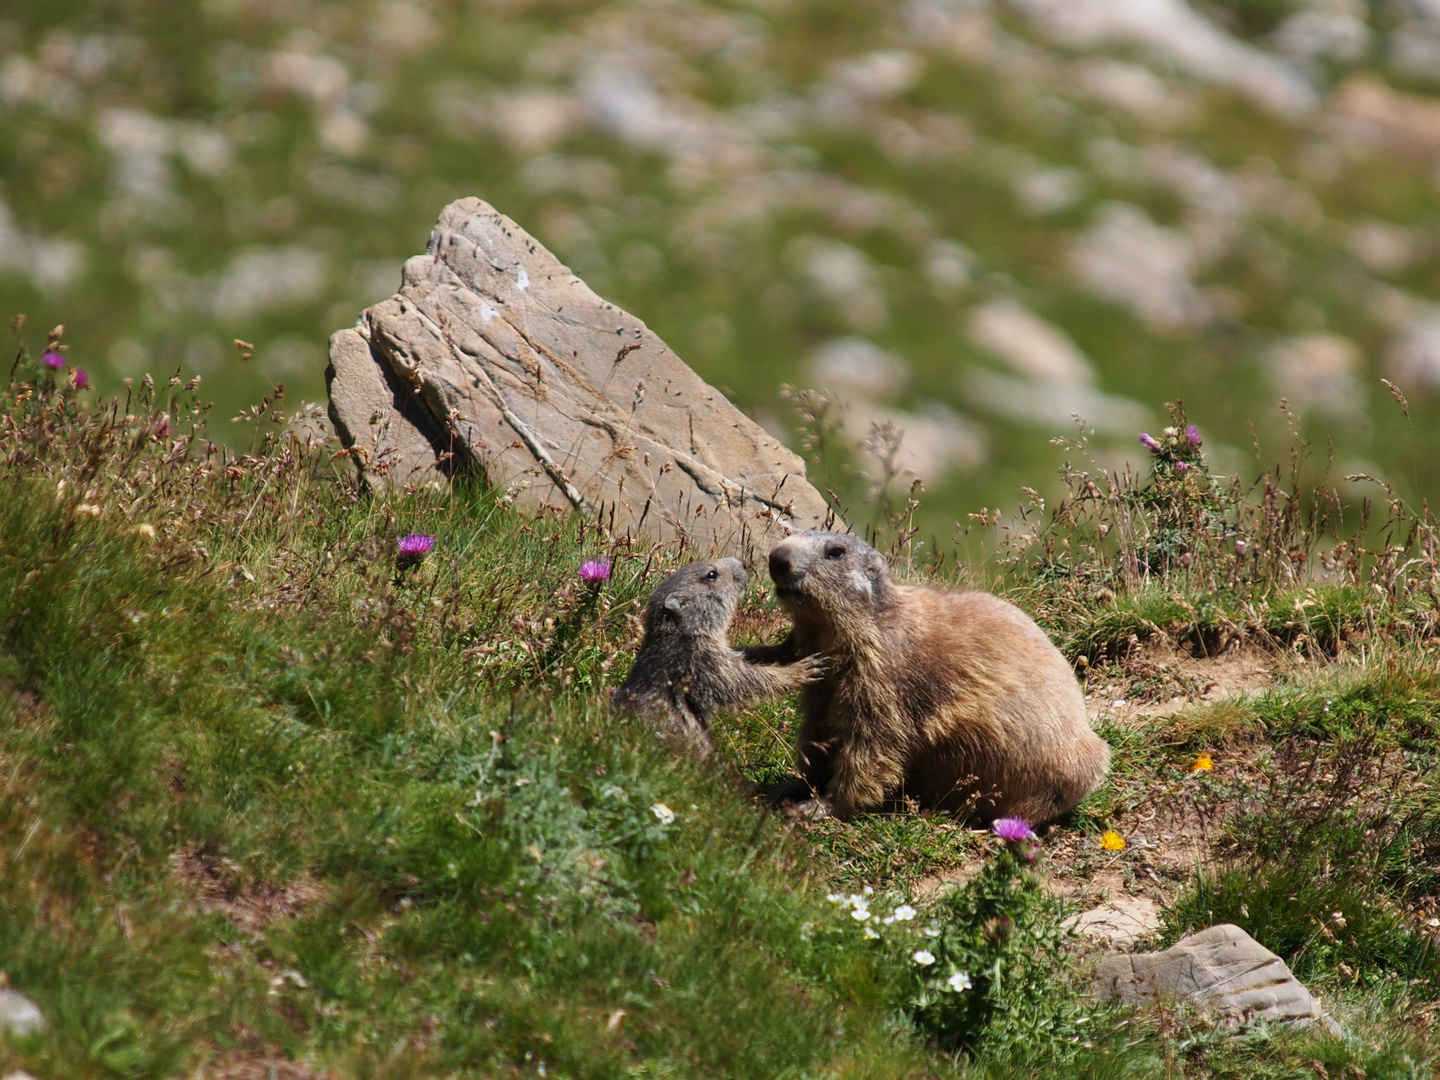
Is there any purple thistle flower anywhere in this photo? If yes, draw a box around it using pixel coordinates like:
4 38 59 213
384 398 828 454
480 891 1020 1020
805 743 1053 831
43 350 64 370
1186 425 1201 446
396 533 436 567
1175 461 1189 472
991 817 1035 843
579 558 612 585
1139 433 1161 452
72 369 89 389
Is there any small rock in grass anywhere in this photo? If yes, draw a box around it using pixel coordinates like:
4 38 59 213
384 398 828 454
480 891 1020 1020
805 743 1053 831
1066 896 1161 950
0 986 45 1035
1094 923 1340 1035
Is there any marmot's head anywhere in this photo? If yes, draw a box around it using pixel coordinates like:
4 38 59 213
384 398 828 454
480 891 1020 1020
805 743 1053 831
767 531 894 623
644 557 747 640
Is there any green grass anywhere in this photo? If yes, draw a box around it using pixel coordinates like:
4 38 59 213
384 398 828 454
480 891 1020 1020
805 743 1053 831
6 350 1440 1077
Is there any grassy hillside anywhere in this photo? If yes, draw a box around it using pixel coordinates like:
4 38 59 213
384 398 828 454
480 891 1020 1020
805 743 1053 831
4 328 1440 1078
3 0 1440 531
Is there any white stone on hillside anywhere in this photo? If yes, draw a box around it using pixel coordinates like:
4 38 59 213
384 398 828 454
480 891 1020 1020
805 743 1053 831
1071 59 1193 126
966 369 1150 436
811 337 908 397
1265 333 1364 419
923 239 977 296
1347 219 1424 276
969 298 1095 386
1274 8 1371 66
1385 303 1440 389
0 988 44 1036
211 247 329 321
1014 166 1085 216
1069 202 1211 331
792 236 888 332
1333 76 1440 157
828 50 926 102
1007 0 1318 118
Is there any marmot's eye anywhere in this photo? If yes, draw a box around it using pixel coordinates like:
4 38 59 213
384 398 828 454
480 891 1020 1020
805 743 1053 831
826 546 845 559
705 568 718 581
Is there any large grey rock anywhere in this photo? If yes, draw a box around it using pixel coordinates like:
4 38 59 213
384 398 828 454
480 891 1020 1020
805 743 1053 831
1094 923 1341 1034
327 198 834 553
0 986 44 1036
326 325 456 490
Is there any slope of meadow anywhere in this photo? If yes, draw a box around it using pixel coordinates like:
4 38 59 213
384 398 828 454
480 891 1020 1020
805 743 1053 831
4 0 1440 531
4 332 1440 1078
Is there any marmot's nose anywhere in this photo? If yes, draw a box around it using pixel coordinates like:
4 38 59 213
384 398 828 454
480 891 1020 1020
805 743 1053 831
769 548 793 584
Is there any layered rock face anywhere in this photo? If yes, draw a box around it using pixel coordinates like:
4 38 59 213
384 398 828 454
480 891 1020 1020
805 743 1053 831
327 198 834 553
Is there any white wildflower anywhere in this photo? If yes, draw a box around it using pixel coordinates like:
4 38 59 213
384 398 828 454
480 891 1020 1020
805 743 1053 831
947 971 973 992
827 892 846 903
862 925 880 939
923 925 941 938
912 949 936 966
650 802 675 824
890 904 917 922
850 906 871 922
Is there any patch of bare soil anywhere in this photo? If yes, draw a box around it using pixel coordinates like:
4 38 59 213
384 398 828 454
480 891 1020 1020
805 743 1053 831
914 747 1272 921
171 847 325 936
1085 641 1281 724
191 1053 325 1080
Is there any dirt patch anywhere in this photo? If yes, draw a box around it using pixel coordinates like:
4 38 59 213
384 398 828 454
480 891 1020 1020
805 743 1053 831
172 847 325 935
1086 641 1280 724
191 1053 326 1080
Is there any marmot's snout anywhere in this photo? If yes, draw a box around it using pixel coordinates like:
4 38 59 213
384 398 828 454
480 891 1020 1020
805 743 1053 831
768 544 798 586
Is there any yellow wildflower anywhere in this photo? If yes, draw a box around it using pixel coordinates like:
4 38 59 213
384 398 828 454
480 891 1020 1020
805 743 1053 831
1100 830 1126 851
1190 752 1214 772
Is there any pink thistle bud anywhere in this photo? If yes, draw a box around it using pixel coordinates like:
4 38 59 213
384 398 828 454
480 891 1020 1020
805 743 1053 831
72 369 89 389
579 558 612 585
43 350 64 369
396 533 436 568
1139 433 1161 452
991 817 1035 843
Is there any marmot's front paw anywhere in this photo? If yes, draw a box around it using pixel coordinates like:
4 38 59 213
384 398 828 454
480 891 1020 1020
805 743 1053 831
765 776 816 806
796 652 828 683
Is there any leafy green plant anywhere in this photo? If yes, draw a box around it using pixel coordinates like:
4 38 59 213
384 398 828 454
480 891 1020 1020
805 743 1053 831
904 822 1104 1060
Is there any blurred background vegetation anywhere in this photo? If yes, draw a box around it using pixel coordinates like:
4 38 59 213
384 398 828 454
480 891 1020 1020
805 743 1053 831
3 0 1440 533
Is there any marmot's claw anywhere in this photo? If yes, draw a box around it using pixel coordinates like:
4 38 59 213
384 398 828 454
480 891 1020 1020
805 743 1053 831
797 652 828 681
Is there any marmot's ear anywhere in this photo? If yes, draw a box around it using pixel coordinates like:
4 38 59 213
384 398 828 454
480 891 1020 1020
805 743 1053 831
866 551 886 579
664 594 685 613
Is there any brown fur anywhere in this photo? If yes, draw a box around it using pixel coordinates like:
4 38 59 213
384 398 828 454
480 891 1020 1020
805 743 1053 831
613 557 824 756
749 531 1110 823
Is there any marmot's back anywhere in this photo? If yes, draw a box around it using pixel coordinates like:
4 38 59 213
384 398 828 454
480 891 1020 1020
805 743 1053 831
894 586 1107 816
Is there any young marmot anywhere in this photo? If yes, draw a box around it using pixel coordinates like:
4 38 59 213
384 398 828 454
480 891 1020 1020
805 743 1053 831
748 531 1109 823
612 557 825 756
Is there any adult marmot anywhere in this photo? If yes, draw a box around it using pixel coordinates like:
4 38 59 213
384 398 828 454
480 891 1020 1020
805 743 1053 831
613 557 824 756
749 531 1109 823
